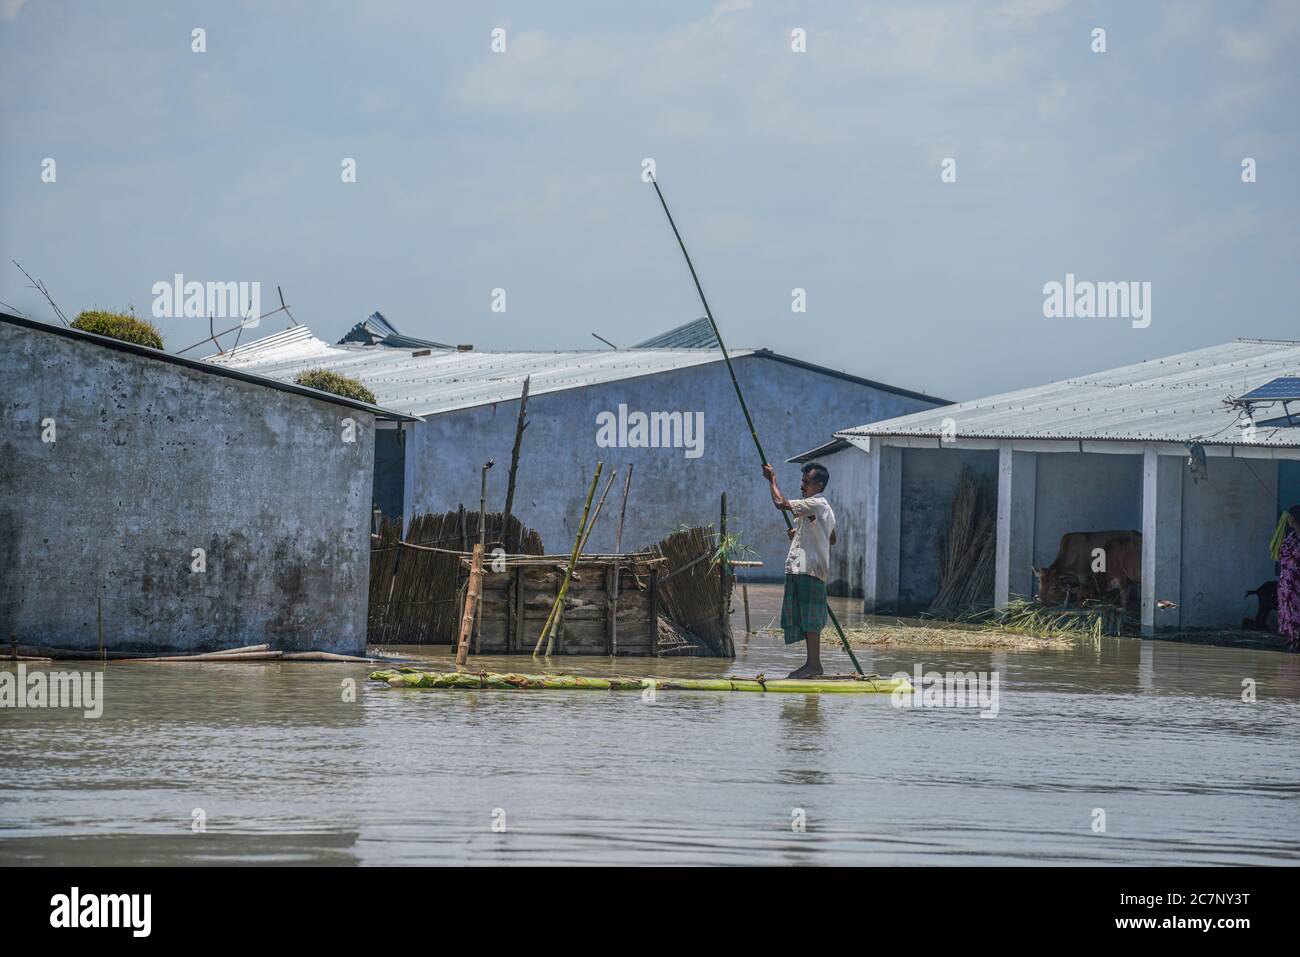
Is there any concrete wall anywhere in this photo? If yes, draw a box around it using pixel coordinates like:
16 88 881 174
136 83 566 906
404 354 940 583
898 447 998 610
0 321 375 654
1032 452 1143 566
1179 456 1278 628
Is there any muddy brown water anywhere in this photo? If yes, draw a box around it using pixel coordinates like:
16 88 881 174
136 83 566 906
2 585 1298 865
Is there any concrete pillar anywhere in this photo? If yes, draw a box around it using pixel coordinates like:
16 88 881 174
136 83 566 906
994 446 1037 609
1141 448 1183 636
864 443 901 614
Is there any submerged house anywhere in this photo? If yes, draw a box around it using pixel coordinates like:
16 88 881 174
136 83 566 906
0 312 416 655
209 317 948 583
799 338 1300 634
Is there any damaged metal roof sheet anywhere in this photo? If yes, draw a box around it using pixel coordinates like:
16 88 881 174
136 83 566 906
836 338 1300 448
207 324 754 417
633 317 720 349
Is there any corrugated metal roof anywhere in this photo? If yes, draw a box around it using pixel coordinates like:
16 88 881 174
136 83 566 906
207 324 751 417
633 317 720 349
836 338 1300 448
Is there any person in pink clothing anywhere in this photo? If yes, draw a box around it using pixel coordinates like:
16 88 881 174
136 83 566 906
1279 505 1300 653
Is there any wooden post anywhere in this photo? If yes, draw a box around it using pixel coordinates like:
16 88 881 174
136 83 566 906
455 544 485 670
611 464 632 657
502 376 530 535
97 589 104 661
474 460 494 651
510 566 524 654
719 492 730 653
604 563 616 656
648 566 659 657
742 582 751 635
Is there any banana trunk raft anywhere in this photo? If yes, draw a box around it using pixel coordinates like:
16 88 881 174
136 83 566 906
371 668 912 694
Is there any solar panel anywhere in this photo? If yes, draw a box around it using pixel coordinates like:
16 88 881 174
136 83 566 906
1238 377 1300 402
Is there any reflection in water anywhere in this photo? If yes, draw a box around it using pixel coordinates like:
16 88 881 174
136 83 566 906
2 603 1299 865
1139 640 1154 692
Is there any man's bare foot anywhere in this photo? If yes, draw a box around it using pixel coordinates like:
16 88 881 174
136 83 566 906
786 664 824 679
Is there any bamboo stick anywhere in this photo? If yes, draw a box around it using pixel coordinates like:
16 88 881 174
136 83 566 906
577 469 617 555
373 669 909 694
534 462 603 656
456 543 485 670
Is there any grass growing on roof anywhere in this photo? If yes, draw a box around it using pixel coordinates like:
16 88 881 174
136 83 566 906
294 368 377 404
71 310 164 349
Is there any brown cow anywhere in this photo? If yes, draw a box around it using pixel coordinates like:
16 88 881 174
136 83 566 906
1032 531 1142 608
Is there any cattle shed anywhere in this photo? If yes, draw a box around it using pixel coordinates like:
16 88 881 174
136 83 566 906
798 338 1300 634
0 312 416 655
208 318 947 584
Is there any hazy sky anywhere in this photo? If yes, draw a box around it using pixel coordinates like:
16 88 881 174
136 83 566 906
2 0 1296 400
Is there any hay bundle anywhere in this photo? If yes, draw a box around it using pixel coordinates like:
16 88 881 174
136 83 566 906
928 467 996 616
647 526 734 658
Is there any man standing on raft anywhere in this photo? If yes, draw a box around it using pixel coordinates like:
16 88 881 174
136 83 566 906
761 461 836 678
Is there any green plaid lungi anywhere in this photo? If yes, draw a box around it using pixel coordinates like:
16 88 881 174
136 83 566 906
781 573 828 644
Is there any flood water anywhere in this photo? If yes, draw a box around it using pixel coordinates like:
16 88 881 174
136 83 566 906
3 585 1298 866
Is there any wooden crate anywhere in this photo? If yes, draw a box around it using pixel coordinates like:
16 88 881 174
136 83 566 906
472 556 662 656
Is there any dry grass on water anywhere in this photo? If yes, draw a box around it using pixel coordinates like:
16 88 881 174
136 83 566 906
833 618 1074 651
802 598 1118 650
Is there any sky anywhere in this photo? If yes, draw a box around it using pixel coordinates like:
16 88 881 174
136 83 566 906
1 0 1296 401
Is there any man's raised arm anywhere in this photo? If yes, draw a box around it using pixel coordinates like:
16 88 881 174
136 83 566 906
761 463 794 512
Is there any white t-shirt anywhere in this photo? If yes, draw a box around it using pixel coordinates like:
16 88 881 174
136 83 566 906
785 495 835 581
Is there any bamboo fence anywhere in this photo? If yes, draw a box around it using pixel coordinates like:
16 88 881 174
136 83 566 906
368 509 544 644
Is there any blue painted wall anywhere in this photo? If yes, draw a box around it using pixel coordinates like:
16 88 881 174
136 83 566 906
403 354 941 580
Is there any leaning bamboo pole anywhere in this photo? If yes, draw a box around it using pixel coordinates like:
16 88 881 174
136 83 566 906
456 544 486 670
534 462 603 656
577 469 618 555
372 668 909 694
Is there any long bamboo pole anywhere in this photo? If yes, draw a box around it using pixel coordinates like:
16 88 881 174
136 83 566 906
578 469 618 555
649 177 864 675
533 462 604 656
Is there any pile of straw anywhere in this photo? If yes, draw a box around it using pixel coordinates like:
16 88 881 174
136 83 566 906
647 525 734 658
